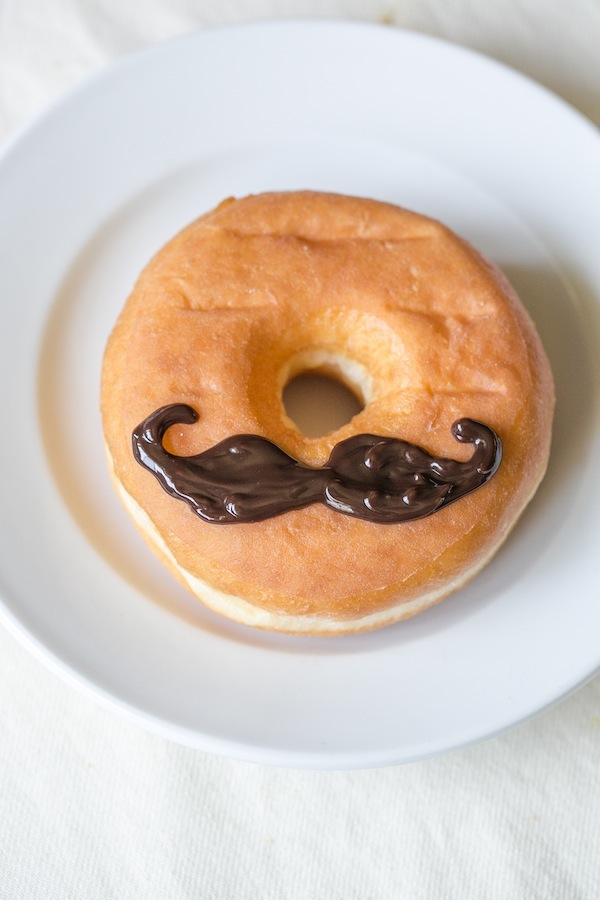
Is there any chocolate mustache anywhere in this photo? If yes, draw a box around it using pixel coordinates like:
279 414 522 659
132 404 502 524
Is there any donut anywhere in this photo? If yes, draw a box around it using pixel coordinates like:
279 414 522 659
100 191 554 635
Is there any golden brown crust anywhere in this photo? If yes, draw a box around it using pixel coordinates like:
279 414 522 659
101 191 554 633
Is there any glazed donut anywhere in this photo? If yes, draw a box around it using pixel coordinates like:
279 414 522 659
101 191 554 635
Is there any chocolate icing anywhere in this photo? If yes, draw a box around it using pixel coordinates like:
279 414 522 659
132 404 502 524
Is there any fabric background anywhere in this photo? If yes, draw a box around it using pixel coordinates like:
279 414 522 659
0 2 599 898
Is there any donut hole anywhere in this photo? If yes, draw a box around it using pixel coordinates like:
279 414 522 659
281 352 369 438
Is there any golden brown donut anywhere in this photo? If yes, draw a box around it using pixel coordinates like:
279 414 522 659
101 191 554 635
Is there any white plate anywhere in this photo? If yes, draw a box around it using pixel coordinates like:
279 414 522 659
0 21 599 768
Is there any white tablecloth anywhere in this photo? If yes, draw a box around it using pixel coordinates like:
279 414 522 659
1 2 599 897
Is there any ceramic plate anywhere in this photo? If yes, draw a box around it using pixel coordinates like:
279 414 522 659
0 21 599 767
